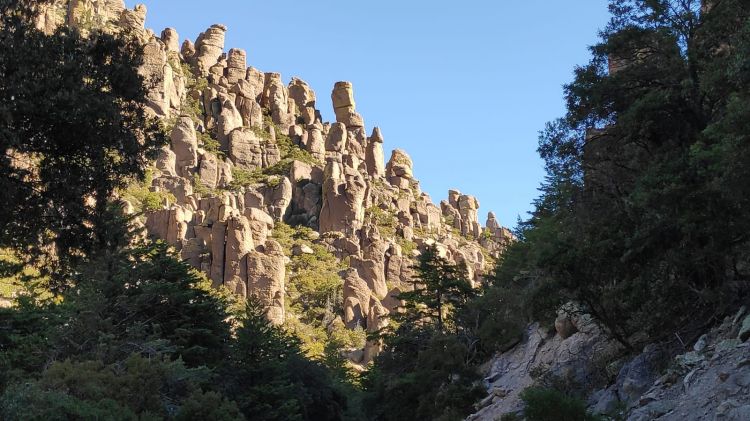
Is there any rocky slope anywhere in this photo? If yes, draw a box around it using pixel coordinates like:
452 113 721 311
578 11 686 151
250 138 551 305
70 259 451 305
470 305 750 420
35 0 514 365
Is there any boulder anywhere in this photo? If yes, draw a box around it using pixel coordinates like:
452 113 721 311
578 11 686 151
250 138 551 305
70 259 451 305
181 39 196 60
386 149 414 189
262 72 293 130
156 147 177 177
225 48 246 84
331 81 364 128
305 124 326 161
458 194 481 237
161 28 180 53
325 122 347 153
228 127 265 171
288 77 316 110
198 151 219 189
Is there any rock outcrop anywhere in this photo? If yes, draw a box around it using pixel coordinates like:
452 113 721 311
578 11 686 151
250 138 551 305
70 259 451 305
470 305 750 421
68 6 514 350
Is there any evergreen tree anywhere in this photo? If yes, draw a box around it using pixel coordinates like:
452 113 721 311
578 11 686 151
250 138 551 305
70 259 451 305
0 0 165 284
397 244 476 332
500 0 750 348
220 299 346 421
364 245 483 421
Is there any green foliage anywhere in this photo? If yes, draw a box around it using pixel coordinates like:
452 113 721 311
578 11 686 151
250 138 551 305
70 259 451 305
365 206 398 239
397 245 476 332
274 123 319 166
192 173 219 197
491 0 750 350
520 387 600 421
0 355 236 421
220 300 346 421
364 329 484 421
199 131 223 155
0 3 166 278
0 249 54 301
273 223 349 359
288 243 346 324
230 166 266 190
459 283 526 358
365 246 484 421
1 213 351 419
122 168 176 212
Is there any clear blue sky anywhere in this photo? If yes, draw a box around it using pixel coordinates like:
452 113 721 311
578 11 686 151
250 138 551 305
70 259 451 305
126 1 610 229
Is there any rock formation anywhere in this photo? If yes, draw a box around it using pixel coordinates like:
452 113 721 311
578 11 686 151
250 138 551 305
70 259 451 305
69 4 514 359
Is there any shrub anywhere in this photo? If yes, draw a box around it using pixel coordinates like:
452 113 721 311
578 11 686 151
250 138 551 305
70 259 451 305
121 169 175 213
519 387 600 421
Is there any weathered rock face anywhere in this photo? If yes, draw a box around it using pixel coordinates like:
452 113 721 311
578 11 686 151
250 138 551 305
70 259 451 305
263 72 293 130
119 3 146 36
343 268 372 329
366 127 385 178
217 95 243 150
171 116 198 176
602 309 750 421
350 256 387 299
319 161 367 234
469 319 617 421
140 37 180 117
34 1 67 34
470 305 750 421
304 123 326 161
289 77 317 124
68 0 125 32
194 24 227 76
457 194 480 237
225 48 247 84
331 81 364 128
156 147 177 177
386 149 413 189
326 122 347 154
228 127 267 171
161 28 180 53
247 240 286 325
223 215 254 295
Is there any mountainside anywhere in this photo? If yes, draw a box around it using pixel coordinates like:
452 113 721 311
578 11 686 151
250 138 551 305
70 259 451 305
9 1 750 420
32 0 513 365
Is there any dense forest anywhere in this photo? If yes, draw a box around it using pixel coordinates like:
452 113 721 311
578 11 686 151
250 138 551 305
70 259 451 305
2 0 750 420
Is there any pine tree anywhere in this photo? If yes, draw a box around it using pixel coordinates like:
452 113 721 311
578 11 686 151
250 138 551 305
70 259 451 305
397 244 475 332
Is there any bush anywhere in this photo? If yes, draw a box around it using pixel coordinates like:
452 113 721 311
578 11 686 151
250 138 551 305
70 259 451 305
460 284 526 358
520 387 600 421
122 169 175 213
